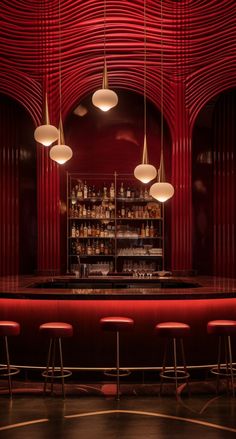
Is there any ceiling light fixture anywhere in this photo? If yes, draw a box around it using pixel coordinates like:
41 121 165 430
49 0 72 165
134 0 157 184
92 0 118 112
150 0 174 202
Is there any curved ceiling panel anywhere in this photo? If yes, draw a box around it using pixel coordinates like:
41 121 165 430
1 0 236 124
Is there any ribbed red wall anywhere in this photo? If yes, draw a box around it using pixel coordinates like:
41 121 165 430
213 93 236 277
1 0 236 275
0 101 19 275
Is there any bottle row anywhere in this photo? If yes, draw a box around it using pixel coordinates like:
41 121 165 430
70 181 153 201
71 239 114 256
71 223 115 238
70 204 115 219
71 222 159 238
69 204 161 219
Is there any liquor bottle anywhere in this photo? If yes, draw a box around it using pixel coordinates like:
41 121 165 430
104 242 109 255
77 184 83 199
88 222 92 236
103 183 108 199
92 224 96 237
87 205 91 217
145 222 150 237
100 240 104 254
79 223 83 237
144 187 149 199
74 204 79 218
96 223 100 237
141 223 145 237
150 221 154 237
100 224 105 238
110 182 115 199
121 204 125 218
83 181 88 199
119 182 124 198
105 208 110 219
126 186 131 198
87 242 92 255
71 188 76 204
91 206 96 218
82 204 87 217
88 185 92 198
71 222 76 237
75 225 80 237
92 185 96 198
84 222 88 237
95 240 100 255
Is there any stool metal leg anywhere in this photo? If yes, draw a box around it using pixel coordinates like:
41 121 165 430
51 339 56 394
160 340 167 396
216 336 221 394
180 338 190 396
224 336 230 394
116 331 120 401
58 338 65 399
173 338 178 398
44 338 52 395
227 335 235 397
4 336 12 397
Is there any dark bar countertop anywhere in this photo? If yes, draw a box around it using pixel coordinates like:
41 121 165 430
0 275 236 300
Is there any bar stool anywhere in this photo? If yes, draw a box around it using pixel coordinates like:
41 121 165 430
207 320 236 396
39 322 73 398
100 316 134 400
155 321 190 397
0 321 20 397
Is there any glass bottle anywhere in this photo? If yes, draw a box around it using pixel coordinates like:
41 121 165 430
83 181 88 199
145 222 150 237
110 182 115 199
77 184 83 199
150 221 154 237
119 182 124 198
71 222 76 237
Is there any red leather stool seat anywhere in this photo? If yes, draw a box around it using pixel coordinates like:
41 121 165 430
155 322 190 338
207 320 236 335
0 321 20 336
39 322 73 338
100 317 134 332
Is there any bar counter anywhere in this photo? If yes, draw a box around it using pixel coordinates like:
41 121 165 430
0 275 236 369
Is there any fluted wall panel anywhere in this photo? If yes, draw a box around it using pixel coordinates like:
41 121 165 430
1 0 236 274
0 102 19 275
213 94 236 277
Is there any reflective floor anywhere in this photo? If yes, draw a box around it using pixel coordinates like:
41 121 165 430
0 380 236 438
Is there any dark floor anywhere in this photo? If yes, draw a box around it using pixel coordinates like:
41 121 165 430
0 379 236 438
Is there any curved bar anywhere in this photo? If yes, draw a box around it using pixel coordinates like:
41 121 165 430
0 276 236 369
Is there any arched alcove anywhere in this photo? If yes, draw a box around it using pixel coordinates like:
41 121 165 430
59 90 172 272
0 94 37 275
192 88 236 277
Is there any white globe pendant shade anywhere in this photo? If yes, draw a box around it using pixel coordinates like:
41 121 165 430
92 88 118 112
134 163 157 184
150 182 175 202
49 144 73 164
34 124 59 146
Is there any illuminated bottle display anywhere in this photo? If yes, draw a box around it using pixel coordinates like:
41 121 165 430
68 175 163 273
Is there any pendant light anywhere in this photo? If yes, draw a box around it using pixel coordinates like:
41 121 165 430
50 0 72 165
150 0 174 202
34 2 58 147
92 0 118 111
134 0 157 184
50 116 73 164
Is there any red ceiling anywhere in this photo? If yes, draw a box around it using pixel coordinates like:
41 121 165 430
1 0 236 130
